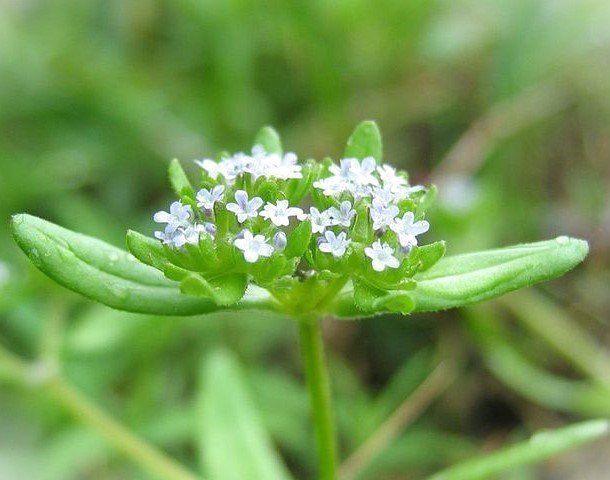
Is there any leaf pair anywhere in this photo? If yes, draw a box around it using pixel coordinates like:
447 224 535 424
11 214 588 318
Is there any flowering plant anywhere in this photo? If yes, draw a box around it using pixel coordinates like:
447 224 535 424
10 121 592 480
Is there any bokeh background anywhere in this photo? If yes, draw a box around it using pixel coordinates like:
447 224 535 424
1 0 610 479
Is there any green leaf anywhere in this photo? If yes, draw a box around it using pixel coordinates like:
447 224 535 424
198 350 294 480
11 214 277 315
426 420 609 480
344 120 382 162
125 230 169 271
181 273 248 306
411 241 446 272
254 126 282 154
168 158 195 197
330 237 588 318
353 280 414 315
284 220 312 259
411 237 588 312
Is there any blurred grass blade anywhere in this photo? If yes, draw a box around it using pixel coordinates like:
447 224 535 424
198 350 294 480
11 214 276 315
466 307 610 416
411 237 587 313
498 290 610 389
426 420 610 480
330 237 588 318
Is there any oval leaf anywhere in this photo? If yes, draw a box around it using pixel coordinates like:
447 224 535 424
254 126 282 154
11 214 276 315
330 237 588 318
411 237 588 313
168 158 195 197
344 120 382 162
126 229 169 271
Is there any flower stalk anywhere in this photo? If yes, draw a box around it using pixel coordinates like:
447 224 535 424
298 314 338 480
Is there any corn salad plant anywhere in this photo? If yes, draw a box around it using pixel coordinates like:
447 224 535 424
9 122 604 480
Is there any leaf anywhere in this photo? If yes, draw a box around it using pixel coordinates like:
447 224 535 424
181 273 248 306
11 214 276 315
411 241 446 272
125 230 169 271
254 126 282 154
329 237 588 318
284 220 312 259
426 420 609 480
411 237 588 312
344 120 382 162
353 279 414 315
198 350 294 480
168 158 195 197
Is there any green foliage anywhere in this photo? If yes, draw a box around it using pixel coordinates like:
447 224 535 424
332 237 587 317
344 120 383 162
12 214 588 318
11 214 275 315
410 237 588 312
255 126 283 154
168 159 195 198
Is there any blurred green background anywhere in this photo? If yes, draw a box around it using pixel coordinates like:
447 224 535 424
1 0 610 479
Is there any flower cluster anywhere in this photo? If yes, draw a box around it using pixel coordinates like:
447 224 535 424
143 123 439 312
154 148 430 273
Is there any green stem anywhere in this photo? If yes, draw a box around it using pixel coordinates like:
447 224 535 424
298 314 338 480
45 376 201 480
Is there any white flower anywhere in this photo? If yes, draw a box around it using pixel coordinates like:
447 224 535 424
313 175 350 196
328 201 356 228
390 211 430 248
155 224 204 248
259 200 305 227
364 240 400 272
369 198 399 230
318 231 350 258
226 190 264 223
371 186 396 205
377 164 406 190
195 158 222 180
309 207 333 234
153 201 193 233
347 183 373 200
234 230 274 263
346 157 379 186
245 146 270 181
275 152 303 179
220 153 250 181
196 185 225 211
242 145 303 181
329 158 357 181
196 153 250 183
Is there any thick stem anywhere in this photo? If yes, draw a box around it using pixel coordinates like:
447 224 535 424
298 314 338 480
45 377 200 480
